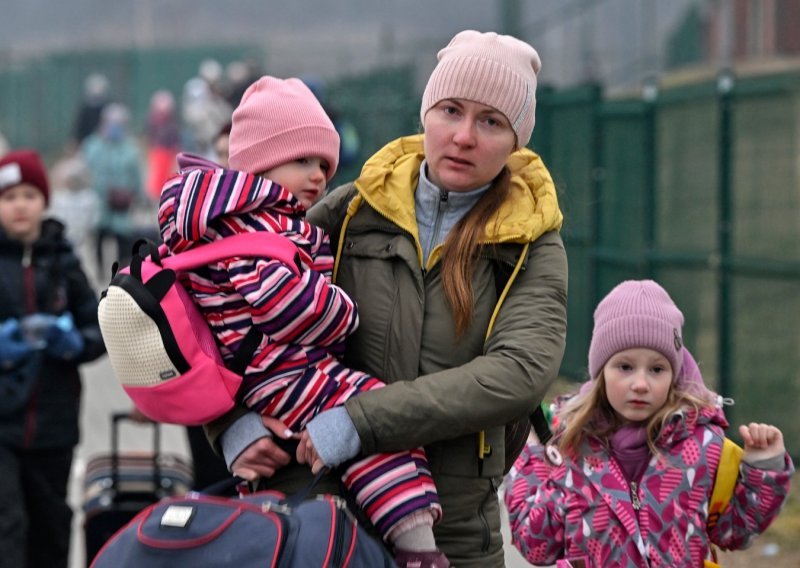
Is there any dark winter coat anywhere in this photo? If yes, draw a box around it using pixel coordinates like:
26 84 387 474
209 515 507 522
0 219 105 449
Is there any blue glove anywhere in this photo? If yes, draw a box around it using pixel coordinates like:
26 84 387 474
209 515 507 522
0 318 33 370
44 312 85 361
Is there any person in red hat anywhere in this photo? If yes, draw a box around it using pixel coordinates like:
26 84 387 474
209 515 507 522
0 149 106 568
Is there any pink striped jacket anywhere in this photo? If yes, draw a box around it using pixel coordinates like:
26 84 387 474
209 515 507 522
158 165 363 423
504 406 794 567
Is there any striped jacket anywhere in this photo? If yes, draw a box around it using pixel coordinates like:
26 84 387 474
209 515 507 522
158 164 361 423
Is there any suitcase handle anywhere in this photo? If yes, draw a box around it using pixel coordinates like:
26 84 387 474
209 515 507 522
110 411 162 497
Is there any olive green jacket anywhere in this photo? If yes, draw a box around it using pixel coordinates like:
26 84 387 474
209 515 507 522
307 134 568 478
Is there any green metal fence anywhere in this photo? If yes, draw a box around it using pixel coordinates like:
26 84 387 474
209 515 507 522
0 47 797 458
540 69 800 460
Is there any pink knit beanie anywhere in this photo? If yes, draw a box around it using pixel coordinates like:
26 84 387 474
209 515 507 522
588 280 684 380
420 30 542 148
228 76 340 181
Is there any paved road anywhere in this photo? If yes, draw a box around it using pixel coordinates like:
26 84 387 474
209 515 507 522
67 355 532 567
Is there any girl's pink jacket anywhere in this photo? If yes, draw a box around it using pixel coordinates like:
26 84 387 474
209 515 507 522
504 406 794 567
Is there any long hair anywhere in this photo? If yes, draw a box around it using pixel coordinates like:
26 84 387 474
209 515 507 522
439 167 511 336
555 372 716 458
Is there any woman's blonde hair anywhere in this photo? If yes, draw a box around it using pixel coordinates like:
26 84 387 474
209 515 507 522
556 371 716 458
439 167 511 336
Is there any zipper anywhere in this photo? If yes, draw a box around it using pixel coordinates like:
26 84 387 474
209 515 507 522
425 190 449 263
22 243 39 447
477 480 494 552
630 480 641 511
330 498 347 567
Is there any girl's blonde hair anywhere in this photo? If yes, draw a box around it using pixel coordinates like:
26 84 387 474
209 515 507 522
440 167 511 336
556 371 715 458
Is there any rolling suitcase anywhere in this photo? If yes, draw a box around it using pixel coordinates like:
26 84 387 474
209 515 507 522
82 412 193 566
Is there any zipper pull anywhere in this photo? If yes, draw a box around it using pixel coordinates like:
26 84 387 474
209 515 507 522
22 244 32 267
630 480 641 511
440 190 448 202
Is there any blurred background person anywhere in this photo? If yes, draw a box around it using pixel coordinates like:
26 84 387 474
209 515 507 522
47 153 99 273
81 103 143 275
180 60 233 159
0 149 106 568
144 89 180 202
70 73 111 151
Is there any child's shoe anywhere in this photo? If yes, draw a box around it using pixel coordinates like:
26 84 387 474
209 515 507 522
393 548 450 568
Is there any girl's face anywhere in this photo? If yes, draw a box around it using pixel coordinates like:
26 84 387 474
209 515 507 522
422 98 516 193
603 347 673 423
0 183 45 243
259 156 329 210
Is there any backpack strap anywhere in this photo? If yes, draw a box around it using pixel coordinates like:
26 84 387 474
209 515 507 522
162 232 301 275
708 437 743 530
162 233 301 377
705 437 743 567
479 242 557 475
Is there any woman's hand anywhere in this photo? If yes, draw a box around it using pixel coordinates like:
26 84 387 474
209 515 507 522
739 423 785 464
297 430 327 474
231 416 296 482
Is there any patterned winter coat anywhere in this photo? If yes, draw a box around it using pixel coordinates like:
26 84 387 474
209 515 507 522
158 164 362 425
504 405 794 567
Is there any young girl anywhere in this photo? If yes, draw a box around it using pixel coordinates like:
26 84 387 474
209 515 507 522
504 279 793 567
158 76 446 567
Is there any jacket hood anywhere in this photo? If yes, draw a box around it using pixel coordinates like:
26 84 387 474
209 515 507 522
158 159 306 251
353 135 563 247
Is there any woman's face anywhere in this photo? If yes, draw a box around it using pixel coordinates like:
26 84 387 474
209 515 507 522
423 99 516 193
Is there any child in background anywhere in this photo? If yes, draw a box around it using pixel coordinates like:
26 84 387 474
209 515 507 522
158 77 446 567
0 149 106 567
49 153 99 249
504 279 793 567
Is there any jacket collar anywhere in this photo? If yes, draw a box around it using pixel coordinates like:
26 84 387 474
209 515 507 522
353 134 563 247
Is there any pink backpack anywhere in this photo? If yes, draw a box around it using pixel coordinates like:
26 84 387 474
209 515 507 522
98 233 299 425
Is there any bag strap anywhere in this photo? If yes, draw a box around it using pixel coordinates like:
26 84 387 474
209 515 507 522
704 437 743 567
162 233 301 275
708 437 743 530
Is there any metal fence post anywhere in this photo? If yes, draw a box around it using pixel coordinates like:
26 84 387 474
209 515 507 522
717 69 735 411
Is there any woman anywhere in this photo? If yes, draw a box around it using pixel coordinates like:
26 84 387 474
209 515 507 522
211 30 568 567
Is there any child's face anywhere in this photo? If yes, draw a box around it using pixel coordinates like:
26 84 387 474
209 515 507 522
214 133 230 168
259 157 329 210
603 347 673 423
0 183 46 243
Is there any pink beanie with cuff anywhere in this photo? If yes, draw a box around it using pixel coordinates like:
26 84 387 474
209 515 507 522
588 280 685 380
420 30 542 148
228 76 340 181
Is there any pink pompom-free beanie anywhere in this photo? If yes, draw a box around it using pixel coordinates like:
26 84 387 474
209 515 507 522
228 76 340 181
420 30 542 148
588 280 684 380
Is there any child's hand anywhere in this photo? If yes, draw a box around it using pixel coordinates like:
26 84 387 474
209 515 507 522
739 423 785 464
297 430 327 474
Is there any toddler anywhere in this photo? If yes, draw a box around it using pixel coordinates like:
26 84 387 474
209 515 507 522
158 77 446 567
